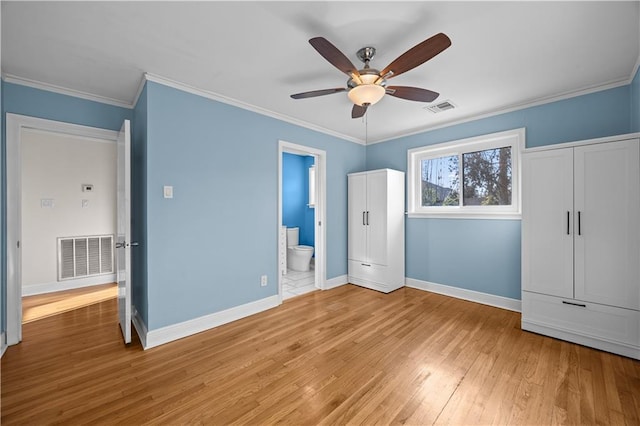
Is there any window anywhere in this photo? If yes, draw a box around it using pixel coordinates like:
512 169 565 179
308 165 316 208
408 128 524 218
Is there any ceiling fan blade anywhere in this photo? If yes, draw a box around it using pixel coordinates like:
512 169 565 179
291 88 347 99
380 33 451 79
386 86 440 103
309 37 360 78
352 104 368 119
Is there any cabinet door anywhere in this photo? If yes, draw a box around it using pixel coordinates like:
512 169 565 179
522 148 574 298
574 139 640 310
348 174 368 262
367 171 389 266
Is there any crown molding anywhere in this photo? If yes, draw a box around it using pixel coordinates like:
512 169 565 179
2 73 134 109
368 76 633 145
4 53 637 147
143 73 364 145
370 51 640 145
131 73 147 109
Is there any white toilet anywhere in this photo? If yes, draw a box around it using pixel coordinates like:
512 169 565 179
286 227 314 272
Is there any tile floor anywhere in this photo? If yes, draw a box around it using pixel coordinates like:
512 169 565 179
282 264 317 300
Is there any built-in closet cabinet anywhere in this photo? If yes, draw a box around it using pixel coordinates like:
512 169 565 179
521 135 640 359
348 169 405 293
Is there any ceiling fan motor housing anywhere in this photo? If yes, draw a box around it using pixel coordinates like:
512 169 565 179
356 46 376 63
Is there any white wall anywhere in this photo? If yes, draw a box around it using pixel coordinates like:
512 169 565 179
21 129 116 292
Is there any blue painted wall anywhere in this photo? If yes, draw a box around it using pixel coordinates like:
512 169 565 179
132 84 149 326
282 153 314 248
366 84 634 300
632 66 640 132
140 81 364 330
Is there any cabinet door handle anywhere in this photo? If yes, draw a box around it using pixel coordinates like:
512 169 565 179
578 211 581 235
363 211 366 226
566 211 570 235
562 300 586 308
366 211 369 226
361 263 371 267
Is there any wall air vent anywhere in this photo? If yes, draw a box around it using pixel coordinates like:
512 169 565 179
425 100 456 113
58 235 114 281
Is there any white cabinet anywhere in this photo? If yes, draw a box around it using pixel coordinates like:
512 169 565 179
522 136 640 359
348 169 405 293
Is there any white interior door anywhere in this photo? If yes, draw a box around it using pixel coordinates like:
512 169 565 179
116 119 132 344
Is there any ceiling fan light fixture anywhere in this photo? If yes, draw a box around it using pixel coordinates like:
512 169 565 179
348 84 385 106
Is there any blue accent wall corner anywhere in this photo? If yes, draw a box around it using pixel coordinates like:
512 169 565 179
132 83 149 327
143 81 363 330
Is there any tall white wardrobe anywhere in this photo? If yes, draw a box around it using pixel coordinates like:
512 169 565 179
521 133 640 359
348 169 405 293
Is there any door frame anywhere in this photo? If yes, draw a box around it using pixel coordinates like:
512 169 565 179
277 140 327 302
5 113 118 346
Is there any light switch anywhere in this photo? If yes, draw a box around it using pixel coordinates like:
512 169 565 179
82 199 89 208
163 186 173 199
41 199 54 208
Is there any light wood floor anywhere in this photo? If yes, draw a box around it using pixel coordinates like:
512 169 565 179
22 283 117 323
2 285 639 425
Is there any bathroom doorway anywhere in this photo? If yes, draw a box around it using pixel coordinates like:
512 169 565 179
277 141 326 301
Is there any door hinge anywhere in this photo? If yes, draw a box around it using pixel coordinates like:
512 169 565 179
17 241 20 248
318 221 322 226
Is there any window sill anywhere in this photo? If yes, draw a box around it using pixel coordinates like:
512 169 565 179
407 212 522 220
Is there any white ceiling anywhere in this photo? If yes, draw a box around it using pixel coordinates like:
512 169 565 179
2 1 639 144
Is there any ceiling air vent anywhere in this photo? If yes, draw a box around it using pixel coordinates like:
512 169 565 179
425 100 456 113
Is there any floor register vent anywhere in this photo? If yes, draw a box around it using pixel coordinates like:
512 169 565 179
58 235 114 281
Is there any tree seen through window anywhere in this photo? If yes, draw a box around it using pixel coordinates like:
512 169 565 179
421 146 512 207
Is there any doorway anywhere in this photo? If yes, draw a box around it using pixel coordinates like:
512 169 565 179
278 141 326 302
5 114 119 346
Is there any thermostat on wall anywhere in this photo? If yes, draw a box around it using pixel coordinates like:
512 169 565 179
82 184 94 192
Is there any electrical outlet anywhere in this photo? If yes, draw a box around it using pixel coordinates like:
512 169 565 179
260 275 268 286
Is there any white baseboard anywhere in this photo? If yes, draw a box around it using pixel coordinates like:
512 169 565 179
522 320 640 360
132 308 148 349
143 295 280 350
324 274 348 290
1 332 7 358
22 274 116 296
406 278 521 312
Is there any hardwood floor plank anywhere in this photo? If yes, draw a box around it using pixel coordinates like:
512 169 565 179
2 285 639 425
22 283 117 323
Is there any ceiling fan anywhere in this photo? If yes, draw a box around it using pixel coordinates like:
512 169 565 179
290 33 452 119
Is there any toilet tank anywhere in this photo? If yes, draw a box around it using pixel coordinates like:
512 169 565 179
286 227 299 247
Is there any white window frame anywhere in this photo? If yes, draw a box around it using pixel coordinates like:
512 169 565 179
308 164 316 208
407 128 524 219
